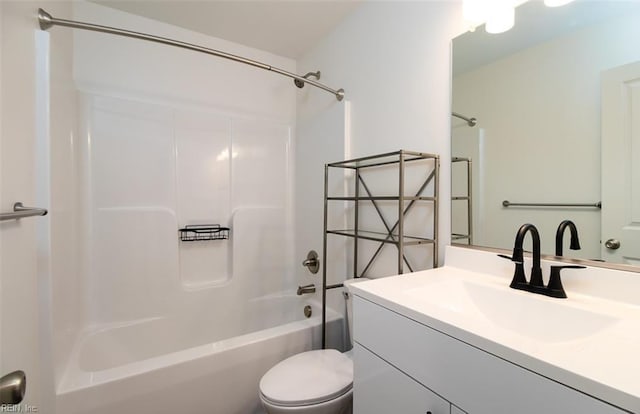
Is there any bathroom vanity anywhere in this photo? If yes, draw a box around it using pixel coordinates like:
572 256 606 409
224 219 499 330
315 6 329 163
350 246 640 414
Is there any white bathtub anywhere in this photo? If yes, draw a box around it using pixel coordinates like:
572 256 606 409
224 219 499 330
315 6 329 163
57 295 343 414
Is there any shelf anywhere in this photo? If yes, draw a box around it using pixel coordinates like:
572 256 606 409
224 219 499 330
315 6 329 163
452 157 471 163
327 229 435 246
451 154 472 245
179 224 229 242
327 150 438 169
322 149 439 349
451 233 471 241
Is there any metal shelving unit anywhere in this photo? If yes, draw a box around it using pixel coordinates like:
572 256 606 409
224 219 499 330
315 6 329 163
321 150 439 347
452 156 472 244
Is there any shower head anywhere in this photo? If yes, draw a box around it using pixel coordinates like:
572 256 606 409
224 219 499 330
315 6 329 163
294 71 321 88
452 111 477 127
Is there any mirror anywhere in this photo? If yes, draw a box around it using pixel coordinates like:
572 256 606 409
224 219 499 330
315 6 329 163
451 0 640 267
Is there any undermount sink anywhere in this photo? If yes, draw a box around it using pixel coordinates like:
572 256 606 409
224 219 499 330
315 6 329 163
405 277 619 343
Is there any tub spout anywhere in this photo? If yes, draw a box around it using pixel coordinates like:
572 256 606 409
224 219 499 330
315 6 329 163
297 284 316 295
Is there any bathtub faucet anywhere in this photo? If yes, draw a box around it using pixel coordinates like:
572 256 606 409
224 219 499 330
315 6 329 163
297 284 316 295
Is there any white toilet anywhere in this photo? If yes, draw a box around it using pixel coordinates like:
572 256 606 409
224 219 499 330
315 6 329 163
259 278 369 414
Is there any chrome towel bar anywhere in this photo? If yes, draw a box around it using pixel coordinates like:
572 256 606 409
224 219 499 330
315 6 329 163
0 202 48 222
502 200 601 209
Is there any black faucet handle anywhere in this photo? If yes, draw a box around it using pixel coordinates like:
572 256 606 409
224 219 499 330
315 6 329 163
497 254 529 290
547 265 586 299
497 254 523 264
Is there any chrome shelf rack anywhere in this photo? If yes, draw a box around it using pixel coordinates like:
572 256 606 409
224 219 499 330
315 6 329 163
321 150 439 347
451 157 473 244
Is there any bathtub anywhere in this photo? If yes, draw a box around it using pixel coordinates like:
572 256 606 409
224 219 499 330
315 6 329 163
56 295 343 414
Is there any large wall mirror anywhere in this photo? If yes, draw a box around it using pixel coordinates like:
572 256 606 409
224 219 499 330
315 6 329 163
451 0 640 268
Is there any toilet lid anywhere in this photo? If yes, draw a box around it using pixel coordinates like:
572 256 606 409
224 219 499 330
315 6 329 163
260 349 353 406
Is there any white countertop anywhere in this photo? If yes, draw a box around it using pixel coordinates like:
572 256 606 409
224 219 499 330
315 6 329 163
349 246 640 413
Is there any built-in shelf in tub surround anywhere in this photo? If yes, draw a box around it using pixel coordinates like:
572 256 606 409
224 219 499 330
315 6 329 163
350 245 640 414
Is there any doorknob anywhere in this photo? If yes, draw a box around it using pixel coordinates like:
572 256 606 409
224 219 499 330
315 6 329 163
604 238 621 250
0 370 26 405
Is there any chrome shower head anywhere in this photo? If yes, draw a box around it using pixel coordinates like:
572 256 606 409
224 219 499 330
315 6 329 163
294 71 321 88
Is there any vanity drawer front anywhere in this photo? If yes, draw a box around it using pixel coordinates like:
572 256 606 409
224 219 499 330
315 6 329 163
353 343 450 414
353 296 626 414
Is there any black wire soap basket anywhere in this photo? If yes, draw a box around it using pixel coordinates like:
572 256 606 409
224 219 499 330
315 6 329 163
179 224 230 242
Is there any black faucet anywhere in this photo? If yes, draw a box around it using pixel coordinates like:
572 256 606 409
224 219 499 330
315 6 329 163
499 223 584 298
509 223 544 291
555 220 581 256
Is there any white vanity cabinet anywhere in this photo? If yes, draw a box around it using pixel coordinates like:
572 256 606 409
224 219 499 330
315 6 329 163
353 296 627 414
354 343 449 414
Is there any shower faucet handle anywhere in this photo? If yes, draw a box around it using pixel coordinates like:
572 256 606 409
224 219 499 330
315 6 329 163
302 250 320 274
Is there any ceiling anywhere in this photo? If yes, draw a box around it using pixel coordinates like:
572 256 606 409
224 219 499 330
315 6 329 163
93 0 362 59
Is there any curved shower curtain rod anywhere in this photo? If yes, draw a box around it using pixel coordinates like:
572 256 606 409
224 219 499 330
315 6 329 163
37 8 345 101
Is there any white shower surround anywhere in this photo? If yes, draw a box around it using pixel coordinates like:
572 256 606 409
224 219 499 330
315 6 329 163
46 3 337 413
78 91 295 322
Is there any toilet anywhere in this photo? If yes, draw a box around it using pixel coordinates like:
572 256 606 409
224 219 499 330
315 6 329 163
259 278 369 414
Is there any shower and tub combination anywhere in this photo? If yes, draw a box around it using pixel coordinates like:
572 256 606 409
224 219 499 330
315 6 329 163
38 3 345 413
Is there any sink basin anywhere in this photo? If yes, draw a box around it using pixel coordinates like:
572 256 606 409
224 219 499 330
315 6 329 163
406 278 619 343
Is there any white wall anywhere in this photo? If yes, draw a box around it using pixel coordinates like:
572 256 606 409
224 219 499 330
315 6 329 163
453 11 640 259
1 2 49 411
1 1 79 411
296 1 466 286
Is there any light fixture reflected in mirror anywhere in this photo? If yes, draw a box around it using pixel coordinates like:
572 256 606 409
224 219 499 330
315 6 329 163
463 0 521 34
463 0 488 30
485 4 515 34
463 0 575 34
544 0 575 7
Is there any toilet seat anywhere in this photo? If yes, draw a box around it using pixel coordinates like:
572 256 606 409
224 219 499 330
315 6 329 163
259 349 353 407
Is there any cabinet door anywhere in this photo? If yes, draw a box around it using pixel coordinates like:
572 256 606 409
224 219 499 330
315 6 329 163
452 406 467 414
354 344 450 414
